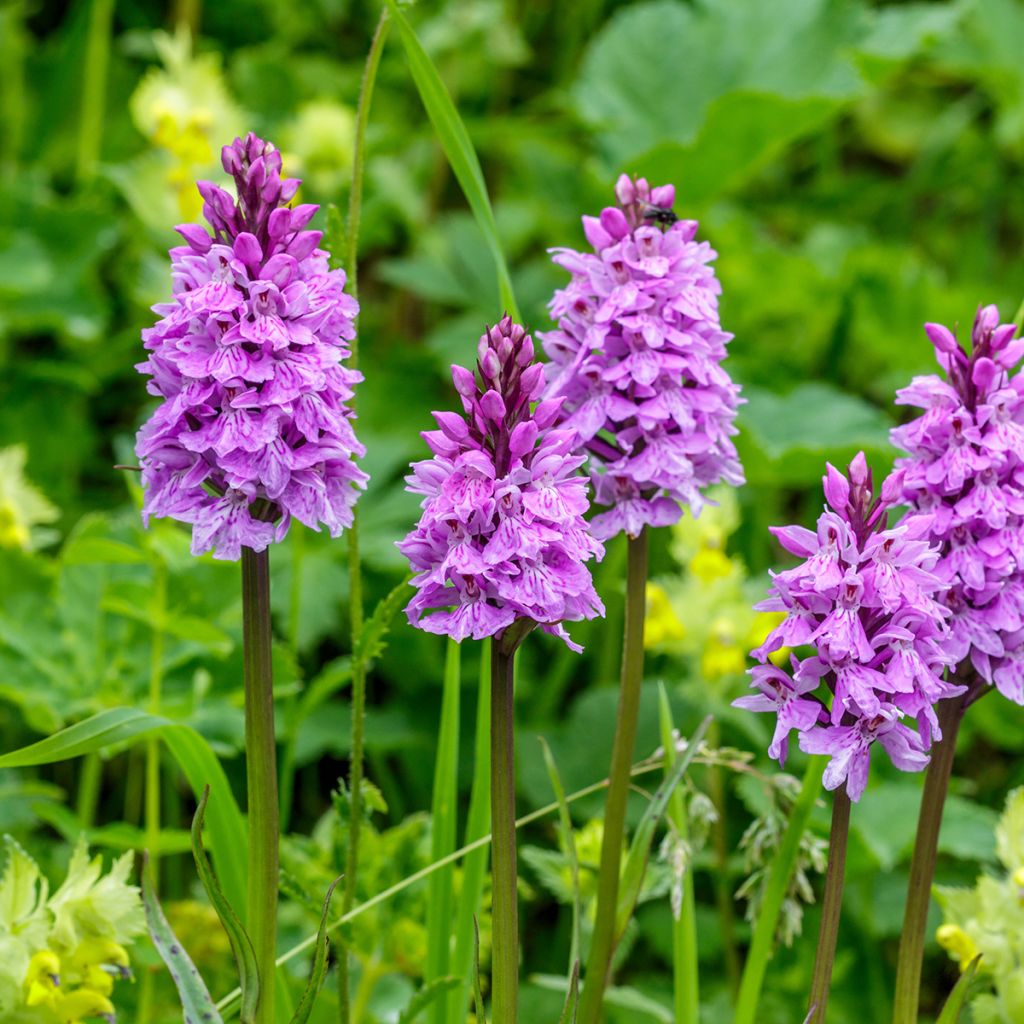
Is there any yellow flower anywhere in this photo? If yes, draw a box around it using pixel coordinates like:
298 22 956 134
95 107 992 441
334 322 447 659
281 100 356 198
936 923 980 972
645 583 686 649
0 446 58 551
24 950 61 1007
700 616 747 680
689 546 735 584
51 987 116 1023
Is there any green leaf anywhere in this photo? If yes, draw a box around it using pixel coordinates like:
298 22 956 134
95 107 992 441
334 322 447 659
384 0 519 319
539 736 582 974
354 573 414 670
192 787 260 1024
936 955 982 1024
556 960 581 1024
60 535 147 565
425 639 460 1024
472 917 487 1024
575 0 864 167
141 858 225 1024
996 786 1024 870
615 717 711 939
0 708 248 920
289 877 341 1024
397 976 462 1024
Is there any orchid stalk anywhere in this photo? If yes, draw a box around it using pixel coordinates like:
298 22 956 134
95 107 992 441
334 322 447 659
399 317 604 1021
540 173 744 1023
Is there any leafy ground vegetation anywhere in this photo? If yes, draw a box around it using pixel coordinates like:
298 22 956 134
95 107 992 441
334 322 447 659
2 1 1024 1023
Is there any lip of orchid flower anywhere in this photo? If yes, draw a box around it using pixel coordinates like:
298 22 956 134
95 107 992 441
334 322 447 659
734 453 956 800
891 306 1024 707
135 133 367 560
541 175 744 541
399 316 604 650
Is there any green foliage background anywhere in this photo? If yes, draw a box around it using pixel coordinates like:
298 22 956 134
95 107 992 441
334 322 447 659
2 0 1024 1021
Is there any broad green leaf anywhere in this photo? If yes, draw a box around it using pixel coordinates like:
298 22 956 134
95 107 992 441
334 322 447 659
142 859 225 1024
737 382 894 487
615 717 710 939
936 955 981 1024
425 639 460 1024
384 0 519 319
192 788 259 1024
575 0 864 166
60 535 147 565
289 877 341 1024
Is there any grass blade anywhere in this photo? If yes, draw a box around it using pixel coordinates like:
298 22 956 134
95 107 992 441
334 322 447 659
142 855 225 1024
384 0 519 319
0 708 249 921
935 955 981 1024
472 916 488 1024
733 754 825 1024
192 786 260 1024
398 976 462 1024
557 961 581 1024
425 639 461 1024
539 736 582 975
289 877 342 1024
657 684 699 1024
452 640 491 1017
614 716 712 941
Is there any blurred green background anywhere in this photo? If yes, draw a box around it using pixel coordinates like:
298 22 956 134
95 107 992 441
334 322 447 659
2 0 1024 1021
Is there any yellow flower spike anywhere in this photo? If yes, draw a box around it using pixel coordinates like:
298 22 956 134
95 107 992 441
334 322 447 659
936 923 980 972
52 987 116 1023
70 937 131 977
25 950 61 1006
700 617 747 679
1013 865 1024 900
645 583 686 649
82 964 114 997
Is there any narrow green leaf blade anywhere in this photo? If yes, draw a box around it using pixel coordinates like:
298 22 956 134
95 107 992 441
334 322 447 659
289 877 342 1024
142 857 225 1024
557 960 581 1024
615 716 711 938
192 787 260 1024
384 0 519 319
936 956 981 1024
425 639 461 1024
540 736 582 974
398 976 462 1024
472 916 488 1024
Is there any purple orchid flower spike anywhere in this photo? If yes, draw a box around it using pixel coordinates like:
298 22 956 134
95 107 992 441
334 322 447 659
540 174 744 540
135 133 367 559
735 454 960 801
398 316 605 649
892 305 1024 705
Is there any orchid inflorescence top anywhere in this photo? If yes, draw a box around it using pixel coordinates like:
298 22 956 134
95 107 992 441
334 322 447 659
736 455 961 801
541 174 744 540
135 133 366 560
399 316 604 649
892 306 1024 706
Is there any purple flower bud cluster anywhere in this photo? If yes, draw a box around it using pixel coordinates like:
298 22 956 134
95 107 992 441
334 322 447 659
398 317 605 648
891 306 1024 705
540 174 744 541
735 454 961 801
135 133 367 560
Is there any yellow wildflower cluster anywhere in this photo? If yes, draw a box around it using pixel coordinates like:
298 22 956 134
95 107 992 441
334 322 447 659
644 487 786 682
936 787 1024 1022
0 839 144 1023
0 446 58 552
129 28 244 221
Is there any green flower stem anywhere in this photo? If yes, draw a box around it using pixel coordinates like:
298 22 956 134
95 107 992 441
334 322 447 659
338 15 390 1023
579 528 649 1024
242 547 279 1024
76 752 103 828
891 692 968 1024
490 637 519 1024
806 783 852 1024
734 755 824 1024
75 0 115 185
